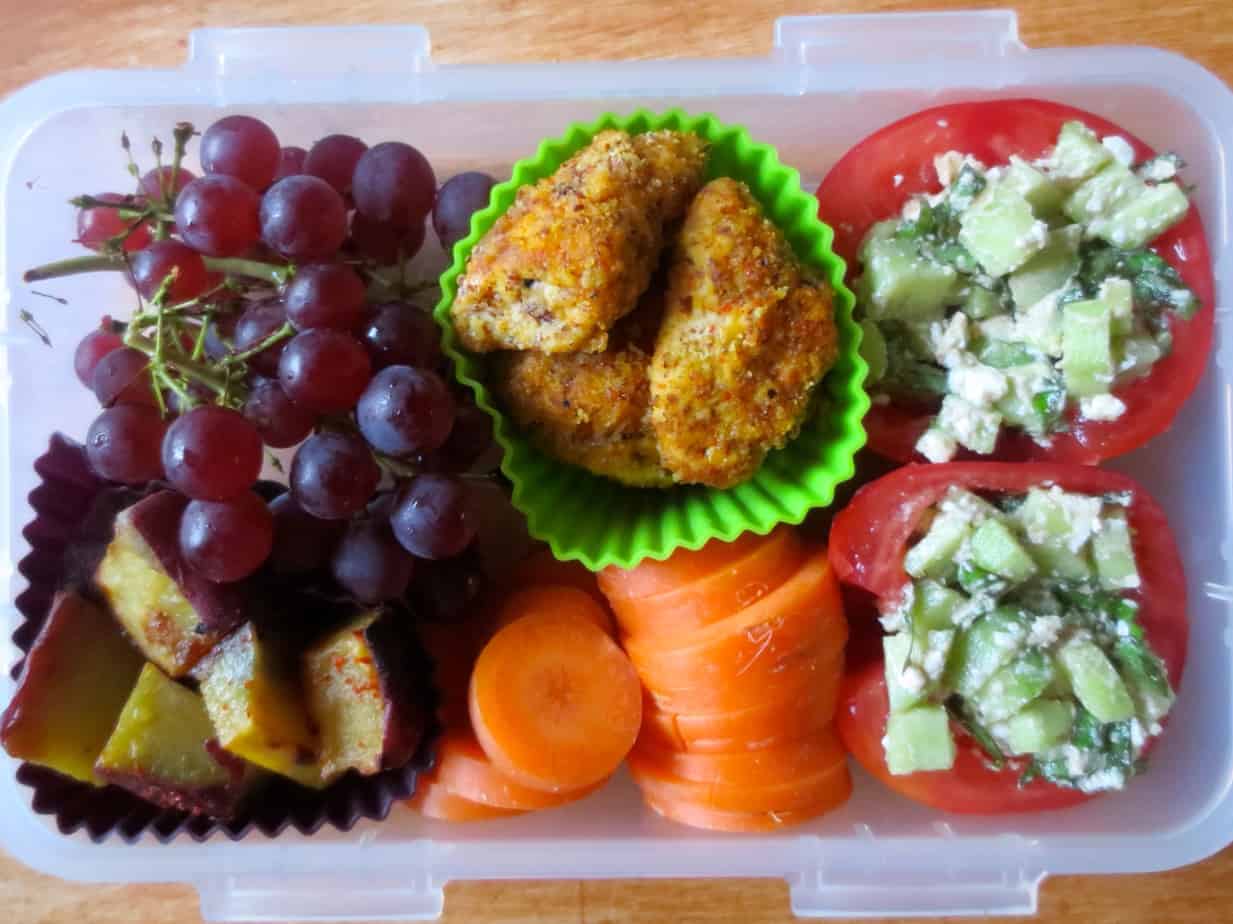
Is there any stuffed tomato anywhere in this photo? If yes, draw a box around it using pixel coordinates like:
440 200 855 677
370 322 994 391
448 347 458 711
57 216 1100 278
816 99 1214 464
829 462 1187 814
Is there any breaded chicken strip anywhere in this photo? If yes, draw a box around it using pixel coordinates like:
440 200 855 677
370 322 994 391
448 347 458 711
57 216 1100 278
650 178 839 489
451 130 707 355
494 293 671 488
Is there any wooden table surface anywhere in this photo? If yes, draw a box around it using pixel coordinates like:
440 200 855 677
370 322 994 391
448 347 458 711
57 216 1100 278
1 1 1231 921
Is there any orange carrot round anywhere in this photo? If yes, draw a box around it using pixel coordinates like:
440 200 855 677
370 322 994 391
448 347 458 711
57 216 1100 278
469 603 642 792
642 785 849 832
611 528 805 639
493 584 614 637
435 729 603 810
409 779 525 822
599 530 777 602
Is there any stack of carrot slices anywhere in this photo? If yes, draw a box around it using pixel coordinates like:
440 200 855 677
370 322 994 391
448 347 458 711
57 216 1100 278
410 551 639 821
599 528 852 832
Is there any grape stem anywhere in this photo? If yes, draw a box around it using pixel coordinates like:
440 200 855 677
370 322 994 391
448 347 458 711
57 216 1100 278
22 252 291 286
221 321 294 366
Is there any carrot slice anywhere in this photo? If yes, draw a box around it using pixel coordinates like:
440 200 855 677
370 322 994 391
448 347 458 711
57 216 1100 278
623 554 846 692
409 778 525 822
611 528 806 639
641 667 841 753
632 729 844 788
599 530 777 602
492 584 614 637
515 548 604 602
642 784 850 832
629 728 850 814
435 728 603 810
469 604 642 792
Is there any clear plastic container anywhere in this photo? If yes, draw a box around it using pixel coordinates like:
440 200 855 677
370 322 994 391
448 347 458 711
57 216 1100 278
2 10 1231 920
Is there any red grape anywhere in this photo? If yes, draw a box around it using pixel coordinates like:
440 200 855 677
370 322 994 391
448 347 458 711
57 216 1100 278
232 299 289 377
174 175 261 257
424 403 495 472
260 175 348 261
130 240 210 302
138 166 196 202
179 490 274 582
407 545 485 623
432 172 495 251
278 329 371 413
352 142 436 229
273 146 307 182
348 212 426 264
390 473 475 560
360 302 442 370
162 405 264 501
200 115 281 190
203 313 238 361
289 431 379 520
74 326 125 388
303 134 367 198
284 263 367 332
268 492 345 574
330 517 416 603
356 365 455 457
76 193 152 252
85 405 166 484
242 377 317 449
92 346 156 407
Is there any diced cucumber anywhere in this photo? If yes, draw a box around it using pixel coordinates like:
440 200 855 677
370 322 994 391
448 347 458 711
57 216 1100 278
884 633 926 713
1111 634 1174 725
958 182 1050 277
1004 699 1075 755
1049 121 1114 184
996 362 1060 436
1061 299 1115 397
976 650 1056 722
969 519 1038 584
860 319 888 384
945 608 1028 699
1007 225 1082 310
1099 277 1135 337
1017 488 1096 581
956 562 1009 598
1057 639 1136 723
861 236 959 322
1092 509 1140 590
905 514 971 579
1004 156 1065 219
960 285 1004 320
911 580 966 631
1064 161 1145 225
977 339 1037 369
1117 335 1165 382
1092 181 1191 249
937 395 1002 456
1015 292 1065 358
884 705 957 775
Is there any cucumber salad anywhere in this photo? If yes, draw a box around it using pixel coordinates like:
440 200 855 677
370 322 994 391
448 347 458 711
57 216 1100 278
880 484 1174 793
855 120 1199 463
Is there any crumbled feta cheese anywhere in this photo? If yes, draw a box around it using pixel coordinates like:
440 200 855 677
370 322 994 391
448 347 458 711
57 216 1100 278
929 312 970 366
1034 485 1104 553
1149 722 1163 736
901 198 923 221
1079 393 1127 422
898 665 927 693
922 631 952 679
1115 619 1132 637
948 360 1008 409
977 315 1017 343
880 584 914 633
1141 157 1178 182
937 394 1002 455
893 173 904 188
1130 719 1147 751
916 427 958 464
934 150 967 187
1028 614 1063 647
953 594 994 629
1016 220 1050 251
1102 135 1136 167
1078 767 1128 793
1062 744 1088 777
938 486 993 522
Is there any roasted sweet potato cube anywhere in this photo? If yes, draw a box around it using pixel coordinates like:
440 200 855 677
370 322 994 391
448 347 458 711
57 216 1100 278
94 490 245 677
0 591 143 784
194 623 326 789
95 663 260 817
303 609 426 780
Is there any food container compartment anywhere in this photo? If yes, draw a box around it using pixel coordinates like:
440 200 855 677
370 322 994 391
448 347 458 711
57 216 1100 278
1 10 1231 920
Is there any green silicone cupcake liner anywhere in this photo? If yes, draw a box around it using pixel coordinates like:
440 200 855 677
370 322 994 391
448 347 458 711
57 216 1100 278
434 109 869 571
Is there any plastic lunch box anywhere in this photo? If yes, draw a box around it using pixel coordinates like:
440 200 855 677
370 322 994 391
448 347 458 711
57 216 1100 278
1 9 1231 921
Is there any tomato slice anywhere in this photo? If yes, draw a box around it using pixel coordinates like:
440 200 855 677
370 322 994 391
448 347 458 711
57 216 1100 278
816 98 1215 464
828 461 1188 814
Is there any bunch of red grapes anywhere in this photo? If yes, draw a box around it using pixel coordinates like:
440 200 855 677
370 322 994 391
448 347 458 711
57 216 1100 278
71 114 500 606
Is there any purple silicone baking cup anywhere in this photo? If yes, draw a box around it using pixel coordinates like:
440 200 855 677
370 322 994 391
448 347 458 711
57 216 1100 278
8 433 437 844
